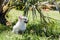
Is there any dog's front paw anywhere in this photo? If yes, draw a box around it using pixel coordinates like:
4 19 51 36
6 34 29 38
12 30 14 33
12 30 19 34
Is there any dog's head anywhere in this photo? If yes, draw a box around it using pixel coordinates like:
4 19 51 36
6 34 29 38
19 15 28 23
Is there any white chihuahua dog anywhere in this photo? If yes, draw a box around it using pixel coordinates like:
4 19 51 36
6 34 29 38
12 15 28 34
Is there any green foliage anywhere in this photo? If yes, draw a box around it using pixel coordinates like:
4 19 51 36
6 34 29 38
0 24 11 33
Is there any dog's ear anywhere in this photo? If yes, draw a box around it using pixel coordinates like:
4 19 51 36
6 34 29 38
19 15 23 20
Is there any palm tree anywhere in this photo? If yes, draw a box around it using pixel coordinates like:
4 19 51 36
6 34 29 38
0 0 56 25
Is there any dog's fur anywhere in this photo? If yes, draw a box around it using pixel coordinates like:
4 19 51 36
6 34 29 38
12 15 28 34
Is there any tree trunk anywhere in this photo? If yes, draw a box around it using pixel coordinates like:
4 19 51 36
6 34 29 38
0 0 8 25
0 0 4 12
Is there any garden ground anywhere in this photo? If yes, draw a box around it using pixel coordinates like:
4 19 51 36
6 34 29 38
0 9 60 40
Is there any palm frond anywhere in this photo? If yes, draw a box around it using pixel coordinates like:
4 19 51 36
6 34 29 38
32 5 37 20
23 2 30 16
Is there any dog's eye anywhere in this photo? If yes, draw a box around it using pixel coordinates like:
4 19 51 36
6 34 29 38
24 19 26 20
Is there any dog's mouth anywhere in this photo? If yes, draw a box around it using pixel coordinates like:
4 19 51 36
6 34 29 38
24 20 28 23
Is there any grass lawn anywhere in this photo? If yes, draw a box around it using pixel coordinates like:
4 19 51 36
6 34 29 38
0 9 60 40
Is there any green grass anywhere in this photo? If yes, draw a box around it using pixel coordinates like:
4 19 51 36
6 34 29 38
0 28 58 40
6 9 60 23
42 10 60 20
0 9 60 40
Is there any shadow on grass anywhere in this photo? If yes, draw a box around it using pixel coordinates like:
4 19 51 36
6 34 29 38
0 24 12 34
